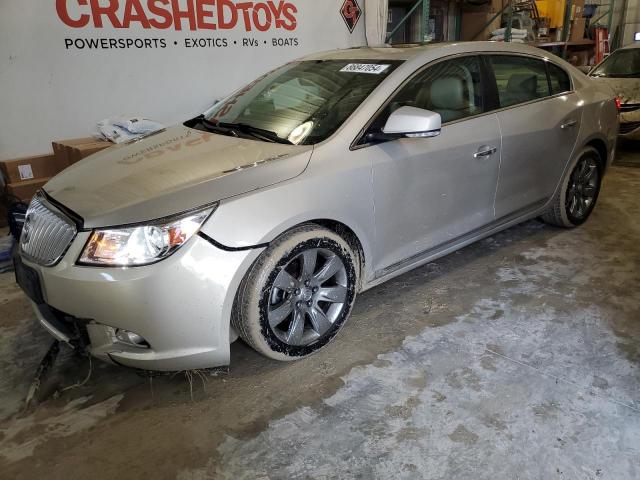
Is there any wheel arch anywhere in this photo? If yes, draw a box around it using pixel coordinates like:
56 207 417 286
202 197 376 287
226 217 371 345
305 219 366 290
542 135 609 218
584 137 608 173
253 217 370 290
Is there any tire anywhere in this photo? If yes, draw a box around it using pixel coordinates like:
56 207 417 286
232 224 358 361
542 146 603 228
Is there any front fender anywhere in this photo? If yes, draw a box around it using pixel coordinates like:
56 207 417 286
200 153 376 282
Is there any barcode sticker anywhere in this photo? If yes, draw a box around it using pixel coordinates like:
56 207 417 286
18 164 34 180
340 63 391 74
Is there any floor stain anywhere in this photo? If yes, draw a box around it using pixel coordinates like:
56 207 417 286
445 367 482 391
480 355 498 372
448 425 479 445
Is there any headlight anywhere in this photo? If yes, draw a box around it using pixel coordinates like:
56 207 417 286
78 206 215 267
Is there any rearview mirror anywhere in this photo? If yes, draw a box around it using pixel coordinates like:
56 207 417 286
382 106 442 138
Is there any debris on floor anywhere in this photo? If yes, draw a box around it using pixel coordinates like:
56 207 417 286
24 340 60 411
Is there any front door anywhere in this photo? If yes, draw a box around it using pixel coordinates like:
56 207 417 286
359 55 502 275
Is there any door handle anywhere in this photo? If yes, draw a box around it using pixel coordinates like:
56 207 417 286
473 147 497 158
561 120 577 129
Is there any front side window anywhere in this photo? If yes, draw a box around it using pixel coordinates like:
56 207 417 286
193 60 401 145
490 55 549 108
590 49 640 78
370 55 484 131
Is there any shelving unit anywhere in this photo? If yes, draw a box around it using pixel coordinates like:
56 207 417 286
532 39 595 46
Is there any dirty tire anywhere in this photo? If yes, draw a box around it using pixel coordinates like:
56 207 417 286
542 146 602 228
232 224 358 361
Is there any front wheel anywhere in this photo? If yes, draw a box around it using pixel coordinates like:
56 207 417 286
542 146 602 227
232 224 358 361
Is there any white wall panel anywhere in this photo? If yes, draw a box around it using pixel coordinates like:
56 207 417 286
0 0 367 159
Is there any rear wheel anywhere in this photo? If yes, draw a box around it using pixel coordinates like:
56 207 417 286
232 224 358 361
542 147 602 227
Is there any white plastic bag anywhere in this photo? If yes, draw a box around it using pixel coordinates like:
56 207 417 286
95 115 166 143
97 123 140 144
491 28 528 36
491 33 527 41
111 115 165 135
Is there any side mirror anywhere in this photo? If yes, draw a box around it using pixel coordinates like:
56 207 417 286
577 66 592 75
382 106 442 138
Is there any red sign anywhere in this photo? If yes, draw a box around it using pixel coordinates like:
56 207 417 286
340 0 361 34
56 0 298 32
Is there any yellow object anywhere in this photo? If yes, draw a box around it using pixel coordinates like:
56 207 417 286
536 0 566 28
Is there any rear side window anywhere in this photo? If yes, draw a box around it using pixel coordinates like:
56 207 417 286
490 55 550 107
547 63 571 94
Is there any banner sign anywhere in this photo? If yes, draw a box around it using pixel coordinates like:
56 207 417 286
0 0 366 159
57 0 299 39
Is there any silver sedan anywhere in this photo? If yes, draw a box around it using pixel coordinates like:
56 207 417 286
16 42 618 371
589 43 640 139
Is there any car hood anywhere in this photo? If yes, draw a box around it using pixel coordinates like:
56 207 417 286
590 76 640 103
44 125 313 228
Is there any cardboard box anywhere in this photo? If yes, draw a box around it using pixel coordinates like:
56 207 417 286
52 137 93 167
6 177 51 203
0 154 65 184
461 11 502 41
68 140 111 164
53 138 111 167
570 17 586 41
571 0 585 19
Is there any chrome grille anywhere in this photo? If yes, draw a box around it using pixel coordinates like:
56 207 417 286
20 195 77 266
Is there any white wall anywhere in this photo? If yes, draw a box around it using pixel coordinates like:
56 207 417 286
609 0 640 46
0 0 367 160
622 0 640 45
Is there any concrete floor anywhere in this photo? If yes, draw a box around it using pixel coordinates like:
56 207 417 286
1 142 639 480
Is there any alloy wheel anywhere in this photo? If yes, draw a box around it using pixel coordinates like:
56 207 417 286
267 247 349 347
566 157 599 220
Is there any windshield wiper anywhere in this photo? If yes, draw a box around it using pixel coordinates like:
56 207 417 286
186 116 293 144
218 122 293 144
186 115 239 138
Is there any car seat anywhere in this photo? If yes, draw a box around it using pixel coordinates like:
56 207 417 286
503 73 538 106
428 76 469 123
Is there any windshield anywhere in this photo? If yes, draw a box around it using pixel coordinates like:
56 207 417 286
591 49 640 78
191 59 402 145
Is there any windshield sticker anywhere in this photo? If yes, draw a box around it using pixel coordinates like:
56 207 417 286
340 63 391 74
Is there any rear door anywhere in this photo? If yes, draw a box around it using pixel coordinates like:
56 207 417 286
487 55 582 218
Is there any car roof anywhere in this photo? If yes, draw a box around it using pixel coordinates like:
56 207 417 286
300 41 558 62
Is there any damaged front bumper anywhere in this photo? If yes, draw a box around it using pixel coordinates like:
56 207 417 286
19 232 263 371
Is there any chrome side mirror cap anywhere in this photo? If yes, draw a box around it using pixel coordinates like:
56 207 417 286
382 106 442 138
